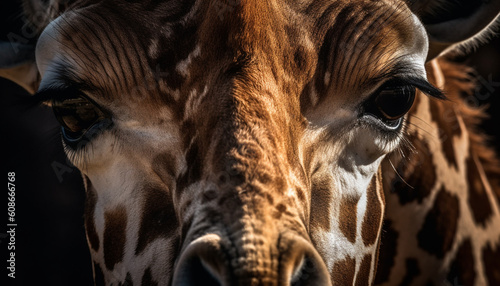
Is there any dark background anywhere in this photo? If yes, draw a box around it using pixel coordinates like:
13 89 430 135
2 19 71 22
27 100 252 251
464 37 500 152
1 0 499 285
1 1 93 286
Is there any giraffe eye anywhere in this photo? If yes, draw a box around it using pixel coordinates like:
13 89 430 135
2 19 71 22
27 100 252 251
52 95 109 142
363 82 416 129
374 85 416 120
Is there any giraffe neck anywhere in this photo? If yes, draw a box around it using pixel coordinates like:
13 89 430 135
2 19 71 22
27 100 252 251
376 57 500 286
309 167 385 285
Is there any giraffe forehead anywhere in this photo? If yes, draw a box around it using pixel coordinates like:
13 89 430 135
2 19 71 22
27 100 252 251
35 0 426 108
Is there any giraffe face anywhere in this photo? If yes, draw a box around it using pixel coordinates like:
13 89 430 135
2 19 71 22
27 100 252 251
34 0 439 284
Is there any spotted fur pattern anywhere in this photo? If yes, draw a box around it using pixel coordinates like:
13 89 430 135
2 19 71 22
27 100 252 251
377 58 500 286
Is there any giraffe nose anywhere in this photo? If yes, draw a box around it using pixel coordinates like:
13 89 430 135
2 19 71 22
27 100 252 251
172 234 331 286
173 234 226 286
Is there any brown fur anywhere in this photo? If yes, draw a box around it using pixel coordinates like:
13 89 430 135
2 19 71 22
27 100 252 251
332 256 357 285
339 197 359 243
362 171 384 246
356 254 373 286
103 206 127 270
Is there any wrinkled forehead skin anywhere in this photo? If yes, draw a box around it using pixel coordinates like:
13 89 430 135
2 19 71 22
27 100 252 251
35 0 429 284
36 0 428 109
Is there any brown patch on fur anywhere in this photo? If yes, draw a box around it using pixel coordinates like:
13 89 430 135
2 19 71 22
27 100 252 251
273 203 287 219
355 254 372 286
417 187 459 258
135 187 178 255
141 267 158 286
374 220 398 284
332 256 356 285
362 173 383 246
103 206 127 270
482 241 500 285
85 184 100 252
393 133 436 204
310 175 333 231
339 196 359 243
401 259 420 286
466 149 493 226
429 98 461 169
373 231 382 282
446 238 475 286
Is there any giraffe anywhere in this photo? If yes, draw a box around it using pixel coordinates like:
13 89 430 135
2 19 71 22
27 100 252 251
1 0 499 285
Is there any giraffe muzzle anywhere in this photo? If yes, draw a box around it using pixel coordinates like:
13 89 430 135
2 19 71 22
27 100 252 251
172 233 331 286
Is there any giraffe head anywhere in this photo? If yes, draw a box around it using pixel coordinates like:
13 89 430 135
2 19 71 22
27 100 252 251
7 0 498 285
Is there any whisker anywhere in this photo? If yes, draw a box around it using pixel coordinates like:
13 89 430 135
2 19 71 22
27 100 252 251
409 115 435 130
388 158 414 190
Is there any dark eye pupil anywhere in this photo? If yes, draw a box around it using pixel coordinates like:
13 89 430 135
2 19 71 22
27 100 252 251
52 97 105 139
374 85 415 120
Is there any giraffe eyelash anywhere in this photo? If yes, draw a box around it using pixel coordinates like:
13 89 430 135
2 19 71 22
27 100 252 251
403 77 446 100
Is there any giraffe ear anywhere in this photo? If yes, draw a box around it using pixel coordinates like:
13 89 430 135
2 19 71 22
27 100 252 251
410 0 500 60
0 41 39 94
0 0 42 94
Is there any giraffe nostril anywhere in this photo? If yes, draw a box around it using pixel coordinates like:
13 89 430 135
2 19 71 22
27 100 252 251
291 256 309 285
290 256 323 286
281 236 332 286
173 234 226 286
175 255 222 286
